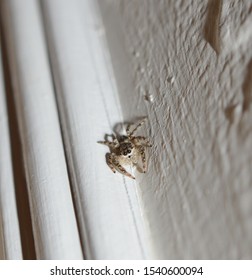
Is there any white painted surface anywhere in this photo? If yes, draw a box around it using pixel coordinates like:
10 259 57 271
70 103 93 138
1 0 82 259
42 0 149 259
0 210 4 259
99 0 252 259
0 0 251 260
0 43 22 260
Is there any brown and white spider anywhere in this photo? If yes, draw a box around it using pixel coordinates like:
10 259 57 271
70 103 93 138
97 118 152 179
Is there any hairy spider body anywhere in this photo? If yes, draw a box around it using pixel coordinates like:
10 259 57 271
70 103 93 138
98 118 152 179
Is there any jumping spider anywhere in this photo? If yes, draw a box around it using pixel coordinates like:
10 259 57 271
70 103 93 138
97 118 152 179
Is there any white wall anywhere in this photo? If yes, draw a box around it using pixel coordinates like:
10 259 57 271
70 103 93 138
99 0 252 259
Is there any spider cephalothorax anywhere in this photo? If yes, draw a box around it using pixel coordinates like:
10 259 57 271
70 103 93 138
118 141 133 157
98 118 152 179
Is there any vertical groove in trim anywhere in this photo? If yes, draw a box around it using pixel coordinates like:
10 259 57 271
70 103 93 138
0 19 36 259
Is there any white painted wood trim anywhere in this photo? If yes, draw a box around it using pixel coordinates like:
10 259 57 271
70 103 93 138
0 211 4 259
1 0 83 259
41 0 149 259
0 43 22 260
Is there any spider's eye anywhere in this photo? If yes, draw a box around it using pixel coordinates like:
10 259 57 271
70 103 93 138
123 152 127 156
127 150 131 153
128 155 131 158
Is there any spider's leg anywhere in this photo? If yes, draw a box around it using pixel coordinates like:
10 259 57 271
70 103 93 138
97 140 113 145
133 136 152 147
98 140 118 149
106 153 116 174
112 156 135 179
137 145 147 173
126 123 131 136
113 137 120 148
129 117 147 137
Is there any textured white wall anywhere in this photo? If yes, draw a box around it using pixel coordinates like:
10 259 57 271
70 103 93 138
99 0 252 259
